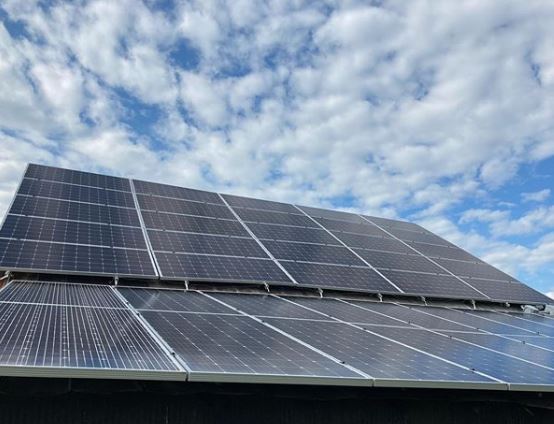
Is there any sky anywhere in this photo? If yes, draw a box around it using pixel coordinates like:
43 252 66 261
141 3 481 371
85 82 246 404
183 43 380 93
0 0 553 297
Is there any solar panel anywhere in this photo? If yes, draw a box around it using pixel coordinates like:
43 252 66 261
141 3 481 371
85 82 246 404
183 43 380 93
118 287 235 314
283 297 407 327
139 311 365 384
314 217 391 238
264 318 495 388
279 261 399 292
221 194 299 214
1 215 147 249
405 241 481 262
384 227 455 247
140 211 248 236
19 178 136 208
462 279 550 303
133 180 223 204
362 215 424 232
434 258 516 282
0 281 182 380
331 232 413 254
137 194 234 219
263 240 365 266
353 250 445 274
367 326 554 387
248 222 340 245
296 206 367 224
155 252 292 283
0 281 125 308
235 208 318 228
379 270 487 299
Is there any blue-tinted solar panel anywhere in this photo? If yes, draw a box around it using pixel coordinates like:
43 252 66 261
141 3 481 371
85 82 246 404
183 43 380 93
26 163 131 191
209 293 325 319
0 215 146 249
380 270 487 299
284 297 406 327
140 311 363 383
0 239 156 277
235 208 317 228
137 194 234 219
363 216 424 232
147 230 268 258
141 211 248 236
332 232 413 254
368 326 554 386
222 194 299 214
155 252 292 283
133 180 223 204
0 281 125 308
264 318 494 386
118 287 235 314
514 336 554 351
455 310 554 337
19 178 135 208
263 240 365 266
385 228 454 247
406 241 481 262
248 222 340 245
279 261 398 292
297 206 366 224
315 217 391 238
10 195 140 227
462 279 550 304
354 250 445 274
435 258 516 282
0 302 180 377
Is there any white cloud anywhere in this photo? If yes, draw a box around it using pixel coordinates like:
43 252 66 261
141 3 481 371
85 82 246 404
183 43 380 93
522 189 551 202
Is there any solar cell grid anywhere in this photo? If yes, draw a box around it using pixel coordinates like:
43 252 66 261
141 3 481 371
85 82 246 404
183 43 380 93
221 194 299 214
10 196 141 227
454 312 554 337
235 208 318 228
386 228 454 247
133 180 223 204
406 241 481 262
19 178 136 208
354 250 445 274
155 252 292 283
363 216 424 233
513 336 554 351
139 311 363 382
248 222 340 245
141 211 247 237
264 318 493 385
435 258 516 282
209 293 325 319
118 287 235 314
284 297 406 327
463 279 550 303
332 232 413 254
0 215 147 249
297 206 366 224
380 270 487 299
315 218 391 238
137 194 234 219
0 281 125 309
263 240 365 266
368 326 554 385
0 239 156 276
0 302 180 373
147 230 268 258
25 163 131 191
279 261 397 292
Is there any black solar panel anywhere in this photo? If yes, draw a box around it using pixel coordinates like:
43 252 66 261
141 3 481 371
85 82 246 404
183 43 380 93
435 258 516 282
332 232 413 254
137 194 234 219
133 180 223 204
363 215 424 232
141 211 247 236
222 194 299 214
380 270 487 299
385 228 454 247
0 239 156 277
1 215 147 249
297 206 367 224
315 217 391 238
279 261 398 292
140 311 364 383
248 222 340 245
354 250 445 274
148 230 268 258
406 241 481 262
459 279 551 304
235 208 318 228
19 178 135 208
155 252 292 283
26 163 131 191
263 240 365 266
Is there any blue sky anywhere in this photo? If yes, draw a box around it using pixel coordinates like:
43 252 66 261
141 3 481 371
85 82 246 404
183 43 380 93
0 1 553 296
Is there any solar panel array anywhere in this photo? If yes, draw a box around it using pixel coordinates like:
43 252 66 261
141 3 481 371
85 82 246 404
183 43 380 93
0 281 182 379
0 164 550 305
1 280 554 390
0 164 156 277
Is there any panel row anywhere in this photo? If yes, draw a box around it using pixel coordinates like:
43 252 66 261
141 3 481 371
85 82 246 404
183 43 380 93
19 178 135 208
133 180 223 204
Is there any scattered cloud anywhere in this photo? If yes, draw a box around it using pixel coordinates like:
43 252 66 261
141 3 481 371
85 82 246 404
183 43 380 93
522 188 551 202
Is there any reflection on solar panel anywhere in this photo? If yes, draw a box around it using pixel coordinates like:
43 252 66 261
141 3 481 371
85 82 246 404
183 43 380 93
0 164 550 305
0 281 182 380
